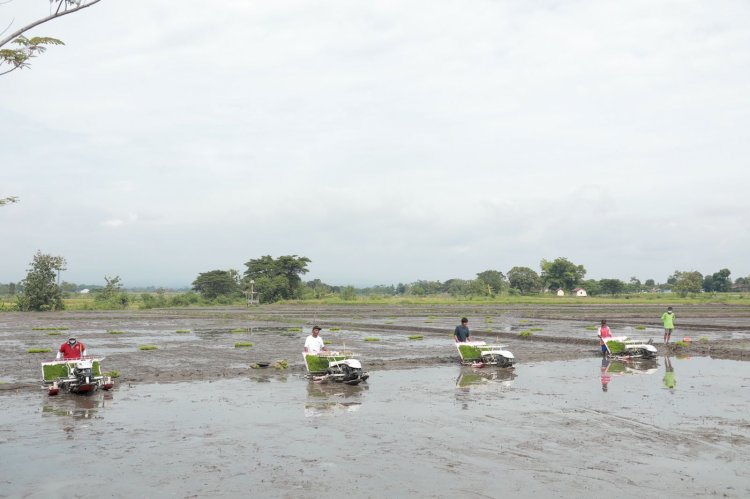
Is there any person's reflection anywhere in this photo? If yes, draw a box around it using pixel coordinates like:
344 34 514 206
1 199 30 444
663 356 676 391
600 358 612 392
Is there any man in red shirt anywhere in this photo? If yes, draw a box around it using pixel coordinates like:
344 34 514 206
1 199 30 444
56 337 87 360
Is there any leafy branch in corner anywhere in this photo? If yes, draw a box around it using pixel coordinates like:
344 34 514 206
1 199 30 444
0 0 102 76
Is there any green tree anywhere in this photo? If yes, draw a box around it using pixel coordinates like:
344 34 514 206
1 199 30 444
339 286 357 301
306 279 332 299
580 279 601 296
443 278 471 296
192 270 240 299
507 266 542 294
540 257 586 292
243 255 311 302
599 278 626 295
1 1 102 76
626 277 642 293
703 268 731 293
17 251 66 311
476 270 506 296
93 275 130 308
644 278 656 288
673 271 703 297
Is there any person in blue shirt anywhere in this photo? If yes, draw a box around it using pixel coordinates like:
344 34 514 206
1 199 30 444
454 317 471 342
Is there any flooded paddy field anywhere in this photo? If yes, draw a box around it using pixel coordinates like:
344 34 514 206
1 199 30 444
1 304 749 497
1 357 749 498
1 303 749 389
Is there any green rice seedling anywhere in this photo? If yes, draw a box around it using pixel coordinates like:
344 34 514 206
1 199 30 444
273 360 289 369
424 320 433 323
484 328 493 332
529 328 543 332
384 321 394 324
635 326 646 330
32 326 70 331
585 326 597 331
230 328 247 333
27 348 51 353
106 370 120 378
519 331 533 338
485 318 493 323
363 337 380 342
139 345 158 351
699 336 709 343
519 319 529 323
675 340 690 348
329 327 341 331
234 342 253 348
606 341 626 354
47 332 61 336
175 329 190 334
287 327 302 332
108 330 125 335
408 335 424 340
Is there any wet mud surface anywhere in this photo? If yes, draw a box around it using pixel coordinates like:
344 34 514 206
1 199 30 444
1 358 749 498
1 303 749 390
1 304 749 497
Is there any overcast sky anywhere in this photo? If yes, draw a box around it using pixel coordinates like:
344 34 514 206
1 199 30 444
1 0 749 288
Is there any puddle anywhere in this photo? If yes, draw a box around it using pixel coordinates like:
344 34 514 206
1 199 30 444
1 357 749 498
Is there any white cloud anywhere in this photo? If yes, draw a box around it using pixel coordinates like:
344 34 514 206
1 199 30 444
1 0 749 286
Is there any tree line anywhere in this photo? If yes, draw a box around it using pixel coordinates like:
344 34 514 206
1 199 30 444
3 252 749 311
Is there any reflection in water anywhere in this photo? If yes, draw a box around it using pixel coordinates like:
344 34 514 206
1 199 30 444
304 380 368 417
600 358 612 392
599 358 659 392
41 391 113 420
663 356 676 390
455 367 517 389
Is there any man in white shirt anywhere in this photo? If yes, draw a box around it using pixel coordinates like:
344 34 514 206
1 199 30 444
304 326 327 354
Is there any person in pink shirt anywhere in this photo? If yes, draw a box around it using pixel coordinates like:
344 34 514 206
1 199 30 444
597 320 612 357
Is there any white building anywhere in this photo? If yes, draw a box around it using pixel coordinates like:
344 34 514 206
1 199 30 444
572 288 587 297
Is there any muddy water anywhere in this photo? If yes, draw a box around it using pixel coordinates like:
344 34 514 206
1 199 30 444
2 357 748 498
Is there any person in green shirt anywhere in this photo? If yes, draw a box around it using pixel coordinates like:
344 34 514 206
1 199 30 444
663 356 676 390
661 306 675 344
